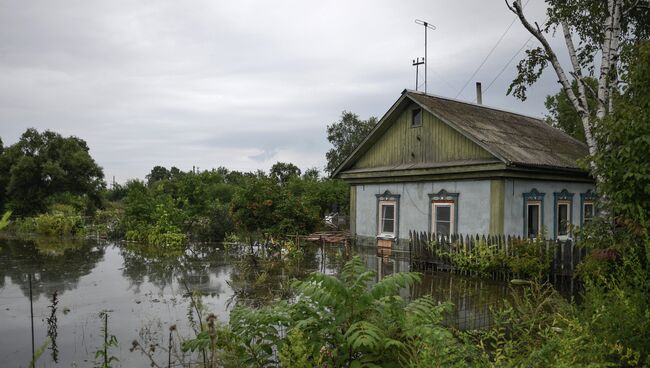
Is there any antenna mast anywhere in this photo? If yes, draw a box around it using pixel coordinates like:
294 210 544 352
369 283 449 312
415 19 436 93
412 57 424 91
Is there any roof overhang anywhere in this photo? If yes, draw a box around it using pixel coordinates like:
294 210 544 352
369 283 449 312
339 162 593 185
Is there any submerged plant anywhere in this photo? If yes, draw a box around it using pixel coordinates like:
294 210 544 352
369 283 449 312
46 291 59 363
95 311 119 368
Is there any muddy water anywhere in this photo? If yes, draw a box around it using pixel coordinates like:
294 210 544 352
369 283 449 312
0 237 511 367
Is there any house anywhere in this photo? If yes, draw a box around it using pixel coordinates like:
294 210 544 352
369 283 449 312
332 89 596 246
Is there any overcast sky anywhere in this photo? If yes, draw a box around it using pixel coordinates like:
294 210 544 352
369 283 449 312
0 0 570 183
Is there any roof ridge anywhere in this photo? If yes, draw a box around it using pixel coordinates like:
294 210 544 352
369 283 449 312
404 89 545 123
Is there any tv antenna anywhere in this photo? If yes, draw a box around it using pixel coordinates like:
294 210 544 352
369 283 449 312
412 57 424 91
415 19 436 93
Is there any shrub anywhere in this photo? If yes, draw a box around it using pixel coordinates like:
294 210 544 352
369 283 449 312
34 212 85 237
506 236 554 280
443 239 508 276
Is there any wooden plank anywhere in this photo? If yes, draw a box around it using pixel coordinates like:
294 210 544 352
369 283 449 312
352 105 494 170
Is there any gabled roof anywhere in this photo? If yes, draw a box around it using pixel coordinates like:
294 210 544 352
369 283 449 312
333 89 589 178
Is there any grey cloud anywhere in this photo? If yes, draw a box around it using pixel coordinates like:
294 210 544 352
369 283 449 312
0 0 567 182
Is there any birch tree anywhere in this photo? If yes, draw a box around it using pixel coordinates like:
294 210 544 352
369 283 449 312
506 0 650 173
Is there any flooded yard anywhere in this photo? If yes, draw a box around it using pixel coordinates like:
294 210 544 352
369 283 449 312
0 236 512 367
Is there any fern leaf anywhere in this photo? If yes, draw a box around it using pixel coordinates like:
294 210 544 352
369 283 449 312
344 321 384 351
369 272 421 300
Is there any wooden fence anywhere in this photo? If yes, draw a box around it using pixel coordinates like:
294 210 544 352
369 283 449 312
408 231 587 277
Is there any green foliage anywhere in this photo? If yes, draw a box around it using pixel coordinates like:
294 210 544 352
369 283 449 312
292 257 430 366
470 281 635 367
507 236 554 280
544 78 598 143
33 210 85 237
270 162 301 185
434 237 553 279
146 165 172 186
95 311 119 368
125 203 186 249
0 128 104 216
6 206 86 237
221 256 479 367
0 211 10 230
325 111 377 175
592 41 650 233
13 216 37 235
229 303 291 367
278 328 311 368
120 165 344 244
567 42 650 366
92 206 125 239
508 0 650 102
230 170 346 237
441 239 508 276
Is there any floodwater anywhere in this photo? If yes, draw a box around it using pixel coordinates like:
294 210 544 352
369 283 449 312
0 236 511 367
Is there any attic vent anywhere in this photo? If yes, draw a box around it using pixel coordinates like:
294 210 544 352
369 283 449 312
411 108 422 127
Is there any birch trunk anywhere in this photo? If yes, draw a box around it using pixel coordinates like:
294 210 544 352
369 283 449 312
509 0 625 219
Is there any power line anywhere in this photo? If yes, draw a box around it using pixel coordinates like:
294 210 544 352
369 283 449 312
454 0 530 99
480 15 550 100
482 35 534 95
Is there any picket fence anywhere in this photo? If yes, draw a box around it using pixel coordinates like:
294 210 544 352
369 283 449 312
408 230 587 277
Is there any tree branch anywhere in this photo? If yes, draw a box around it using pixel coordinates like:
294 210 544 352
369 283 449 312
623 0 644 15
509 0 587 118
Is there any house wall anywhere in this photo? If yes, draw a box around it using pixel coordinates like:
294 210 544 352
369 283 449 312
352 104 493 170
503 179 596 237
352 178 596 244
354 180 492 244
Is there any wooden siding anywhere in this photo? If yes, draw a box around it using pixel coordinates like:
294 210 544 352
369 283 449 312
489 179 505 234
352 104 494 170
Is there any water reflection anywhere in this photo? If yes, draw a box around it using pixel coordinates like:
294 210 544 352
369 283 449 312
0 236 524 367
359 246 510 329
0 236 105 300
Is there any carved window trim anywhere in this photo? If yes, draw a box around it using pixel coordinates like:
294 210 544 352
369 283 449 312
428 189 459 236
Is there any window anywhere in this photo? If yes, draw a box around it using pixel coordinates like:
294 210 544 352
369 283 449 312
523 188 545 239
411 108 422 127
432 202 455 236
379 201 396 236
556 201 571 236
526 202 541 238
376 190 400 238
554 189 574 238
583 202 594 223
580 190 597 226
429 189 459 236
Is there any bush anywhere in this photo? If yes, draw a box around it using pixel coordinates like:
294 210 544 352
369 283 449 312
34 212 85 237
506 236 554 280
443 239 508 276
13 217 37 235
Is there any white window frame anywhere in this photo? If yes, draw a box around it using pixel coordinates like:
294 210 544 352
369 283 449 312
432 201 455 236
378 200 397 238
556 200 572 238
526 201 542 239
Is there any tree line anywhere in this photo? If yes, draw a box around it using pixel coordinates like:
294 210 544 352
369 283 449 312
0 130 349 243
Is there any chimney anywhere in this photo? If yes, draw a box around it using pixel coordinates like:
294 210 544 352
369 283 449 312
476 82 483 104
